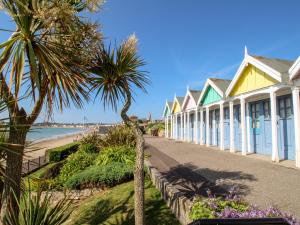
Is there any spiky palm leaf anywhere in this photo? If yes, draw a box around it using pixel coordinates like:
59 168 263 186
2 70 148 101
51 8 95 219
3 191 72 225
0 0 103 114
90 35 150 111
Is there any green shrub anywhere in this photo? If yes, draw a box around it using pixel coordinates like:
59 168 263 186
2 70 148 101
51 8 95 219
99 126 136 148
80 143 99 153
28 178 59 191
189 200 215 219
95 145 136 166
47 142 79 162
58 150 95 184
80 127 136 149
146 122 164 134
41 161 65 179
64 162 134 189
80 132 102 148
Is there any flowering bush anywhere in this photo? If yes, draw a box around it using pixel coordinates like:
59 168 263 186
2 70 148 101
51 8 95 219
216 206 298 225
189 188 299 225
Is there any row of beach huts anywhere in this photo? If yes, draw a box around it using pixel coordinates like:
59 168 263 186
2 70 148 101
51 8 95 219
163 48 300 168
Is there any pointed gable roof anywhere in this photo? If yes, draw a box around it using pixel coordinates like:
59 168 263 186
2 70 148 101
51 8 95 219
176 96 184 106
167 101 173 109
197 78 231 105
182 89 202 110
289 56 300 80
226 52 293 97
190 90 202 102
163 100 173 117
171 96 184 113
210 78 231 93
254 56 293 74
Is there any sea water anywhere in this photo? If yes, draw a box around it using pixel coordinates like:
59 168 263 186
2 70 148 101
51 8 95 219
26 127 86 142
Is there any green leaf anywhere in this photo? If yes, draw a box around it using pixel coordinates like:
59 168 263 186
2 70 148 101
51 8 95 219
0 37 17 72
27 40 40 90
0 38 16 49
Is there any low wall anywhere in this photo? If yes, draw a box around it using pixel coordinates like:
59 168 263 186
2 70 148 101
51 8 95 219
145 160 193 225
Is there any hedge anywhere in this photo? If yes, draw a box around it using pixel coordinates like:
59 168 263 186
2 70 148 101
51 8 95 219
64 162 134 189
47 142 79 162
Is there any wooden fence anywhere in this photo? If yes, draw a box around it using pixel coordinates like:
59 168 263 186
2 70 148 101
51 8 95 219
21 155 47 176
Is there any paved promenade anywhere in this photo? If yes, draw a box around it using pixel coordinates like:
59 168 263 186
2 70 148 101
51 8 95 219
145 136 300 218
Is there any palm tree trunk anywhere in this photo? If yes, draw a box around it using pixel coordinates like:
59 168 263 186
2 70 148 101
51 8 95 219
4 109 28 214
121 88 145 225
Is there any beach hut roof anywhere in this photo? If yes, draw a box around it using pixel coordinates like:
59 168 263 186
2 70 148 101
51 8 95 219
209 78 231 93
176 96 185 106
289 56 300 80
226 50 294 97
171 96 184 113
182 89 202 110
167 101 173 109
197 78 231 105
254 56 293 75
190 90 202 102
163 100 173 117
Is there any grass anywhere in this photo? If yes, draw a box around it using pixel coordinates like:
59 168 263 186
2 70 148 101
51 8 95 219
66 177 180 225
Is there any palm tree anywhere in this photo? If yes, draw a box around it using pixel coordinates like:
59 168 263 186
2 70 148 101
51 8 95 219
0 0 104 212
91 35 150 225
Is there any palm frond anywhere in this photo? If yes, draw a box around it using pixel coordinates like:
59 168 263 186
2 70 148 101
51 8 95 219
91 35 150 111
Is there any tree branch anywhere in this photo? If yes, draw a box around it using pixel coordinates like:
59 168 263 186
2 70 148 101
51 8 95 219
0 72 20 116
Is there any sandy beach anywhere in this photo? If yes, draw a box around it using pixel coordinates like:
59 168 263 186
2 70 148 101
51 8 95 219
24 129 96 160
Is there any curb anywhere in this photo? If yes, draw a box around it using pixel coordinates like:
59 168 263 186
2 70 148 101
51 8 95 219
145 160 193 225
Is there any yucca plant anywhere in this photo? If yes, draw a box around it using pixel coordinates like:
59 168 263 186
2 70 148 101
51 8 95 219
3 191 72 225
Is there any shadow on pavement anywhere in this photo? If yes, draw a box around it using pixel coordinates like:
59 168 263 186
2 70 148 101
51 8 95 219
145 142 257 199
161 163 256 199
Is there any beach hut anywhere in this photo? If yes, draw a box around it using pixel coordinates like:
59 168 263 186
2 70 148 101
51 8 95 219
170 95 185 140
289 56 300 167
163 100 173 138
198 78 231 150
182 88 202 143
226 48 295 162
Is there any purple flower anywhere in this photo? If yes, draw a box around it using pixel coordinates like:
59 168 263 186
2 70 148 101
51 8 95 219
217 207 240 218
206 189 216 199
217 205 299 225
191 187 299 225
207 200 218 210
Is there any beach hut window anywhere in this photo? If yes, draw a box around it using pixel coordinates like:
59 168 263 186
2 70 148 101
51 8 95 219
263 101 270 119
286 97 292 118
279 99 285 118
251 103 260 128
224 108 229 119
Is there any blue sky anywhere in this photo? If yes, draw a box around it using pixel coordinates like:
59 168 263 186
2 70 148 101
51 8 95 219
1 0 300 123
